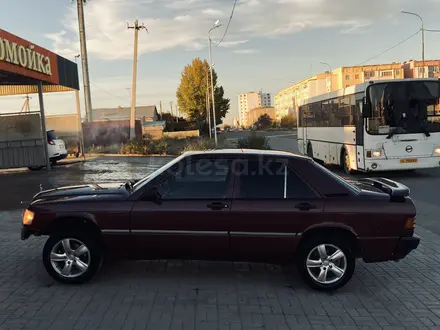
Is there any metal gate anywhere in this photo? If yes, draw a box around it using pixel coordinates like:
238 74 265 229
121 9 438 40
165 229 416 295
0 112 45 169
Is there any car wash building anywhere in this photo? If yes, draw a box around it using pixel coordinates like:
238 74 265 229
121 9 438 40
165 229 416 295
0 28 79 170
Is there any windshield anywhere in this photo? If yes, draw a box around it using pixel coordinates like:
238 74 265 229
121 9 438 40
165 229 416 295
366 80 440 134
132 154 186 192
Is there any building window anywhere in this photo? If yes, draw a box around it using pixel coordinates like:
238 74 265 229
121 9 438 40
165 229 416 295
381 71 392 77
345 75 350 80
395 69 401 76
355 74 360 79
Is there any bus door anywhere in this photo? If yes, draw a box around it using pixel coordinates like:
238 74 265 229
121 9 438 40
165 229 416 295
355 99 365 170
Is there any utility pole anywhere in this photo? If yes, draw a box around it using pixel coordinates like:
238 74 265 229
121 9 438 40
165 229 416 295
159 101 163 119
74 54 85 159
176 105 179 123
170 101 173 120
20 95 31 113
76 0 92 122
127 19 148 140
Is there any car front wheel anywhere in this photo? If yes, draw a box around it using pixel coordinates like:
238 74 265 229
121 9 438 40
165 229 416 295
297 235 355 291
43 232 103 284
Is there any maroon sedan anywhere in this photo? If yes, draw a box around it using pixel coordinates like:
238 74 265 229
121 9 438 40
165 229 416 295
21 150 419 291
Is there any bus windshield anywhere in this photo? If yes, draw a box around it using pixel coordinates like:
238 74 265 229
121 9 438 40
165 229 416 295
366 80 440 135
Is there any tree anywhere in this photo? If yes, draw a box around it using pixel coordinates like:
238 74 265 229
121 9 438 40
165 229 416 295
176 58 230 132
280 114 297 129
254 114 273 130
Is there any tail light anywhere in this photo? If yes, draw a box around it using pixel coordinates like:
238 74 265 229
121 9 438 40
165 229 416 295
48 140 55 145
405 217 416 230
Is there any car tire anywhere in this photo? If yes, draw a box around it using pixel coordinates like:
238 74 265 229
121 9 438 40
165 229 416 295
42 231 103 284
297 234 355 291
50 160 57 166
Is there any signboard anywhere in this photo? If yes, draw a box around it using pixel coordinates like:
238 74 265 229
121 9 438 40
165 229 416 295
0 29 59 85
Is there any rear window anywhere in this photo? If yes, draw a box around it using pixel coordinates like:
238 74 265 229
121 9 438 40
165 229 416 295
47 130 57 140
313 162 361 195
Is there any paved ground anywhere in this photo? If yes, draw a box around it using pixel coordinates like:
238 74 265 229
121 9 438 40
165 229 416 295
1 132 440 329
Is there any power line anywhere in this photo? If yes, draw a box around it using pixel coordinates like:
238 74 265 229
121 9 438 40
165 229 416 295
358 29 421 65
90 82 130 104
214 0 238 47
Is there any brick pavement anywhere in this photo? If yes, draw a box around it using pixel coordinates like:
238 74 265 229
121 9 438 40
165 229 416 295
1 210 440 330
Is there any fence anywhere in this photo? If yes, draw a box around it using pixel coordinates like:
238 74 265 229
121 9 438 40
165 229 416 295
0 112 45 169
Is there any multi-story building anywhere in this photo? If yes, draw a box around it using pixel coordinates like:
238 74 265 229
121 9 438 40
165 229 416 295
275 62 408 121
403 59 440 79
238 90 271 127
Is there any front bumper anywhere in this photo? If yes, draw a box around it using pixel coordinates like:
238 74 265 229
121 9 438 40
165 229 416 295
393 235 420 260
21 226 32 240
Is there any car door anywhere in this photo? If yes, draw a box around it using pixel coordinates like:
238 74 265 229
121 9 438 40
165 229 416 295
130 156 234 261
229 157 325 263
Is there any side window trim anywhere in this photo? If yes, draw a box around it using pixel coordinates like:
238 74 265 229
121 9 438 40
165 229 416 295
233 159 322 200
152 158 235 201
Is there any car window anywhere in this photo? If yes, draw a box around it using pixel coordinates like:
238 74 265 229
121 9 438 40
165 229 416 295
237 161 317 199
157 159 232 200
47 130 57 140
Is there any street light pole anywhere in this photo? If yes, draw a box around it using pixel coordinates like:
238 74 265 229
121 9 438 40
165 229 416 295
206 71 212 138
208 20 221 146
319 62 332 92
402 11 425 78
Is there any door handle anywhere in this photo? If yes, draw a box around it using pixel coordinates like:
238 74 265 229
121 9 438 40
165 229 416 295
207 202 229 210
294 203 316 211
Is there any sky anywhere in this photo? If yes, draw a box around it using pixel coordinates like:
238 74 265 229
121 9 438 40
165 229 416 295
1 0 440 124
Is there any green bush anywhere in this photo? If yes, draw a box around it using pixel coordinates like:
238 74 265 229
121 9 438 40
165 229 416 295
120 135 169 155
183 138 216 151
237 132 271 150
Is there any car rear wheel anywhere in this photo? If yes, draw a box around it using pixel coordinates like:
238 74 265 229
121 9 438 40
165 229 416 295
43 231 103 284
297 235 355 291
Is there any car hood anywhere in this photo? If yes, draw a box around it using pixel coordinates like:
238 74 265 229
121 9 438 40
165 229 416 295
31 182 129 203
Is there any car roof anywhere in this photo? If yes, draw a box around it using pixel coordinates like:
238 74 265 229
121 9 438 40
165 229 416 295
183 149 310 160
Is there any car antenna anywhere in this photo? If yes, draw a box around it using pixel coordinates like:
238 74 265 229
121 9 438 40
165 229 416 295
40 183 43 192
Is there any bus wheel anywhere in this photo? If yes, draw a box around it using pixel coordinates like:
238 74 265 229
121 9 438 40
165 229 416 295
307 143 314 159
341 149 352 175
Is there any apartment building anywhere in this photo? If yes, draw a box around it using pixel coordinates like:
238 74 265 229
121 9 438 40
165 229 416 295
403 60 440 78
274 62 410 121
238 90 271 127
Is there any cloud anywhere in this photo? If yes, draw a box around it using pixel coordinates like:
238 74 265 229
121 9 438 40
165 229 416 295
218 40 249 48
202 8 223 16
233 49 258 54
45 0 415 61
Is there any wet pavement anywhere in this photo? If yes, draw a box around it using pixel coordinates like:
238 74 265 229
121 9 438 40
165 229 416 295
0 156 174 211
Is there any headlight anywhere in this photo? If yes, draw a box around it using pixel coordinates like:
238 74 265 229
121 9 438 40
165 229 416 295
23 209 34 225
366 149 385 158
434 146 440 156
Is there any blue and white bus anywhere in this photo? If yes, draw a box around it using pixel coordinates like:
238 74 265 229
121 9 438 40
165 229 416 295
297 78 440 173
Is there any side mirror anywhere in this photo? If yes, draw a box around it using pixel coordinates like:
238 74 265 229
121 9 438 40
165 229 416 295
362 97 372 118
141 187 162 204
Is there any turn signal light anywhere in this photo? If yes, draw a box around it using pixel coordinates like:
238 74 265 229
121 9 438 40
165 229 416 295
405 217 416 230
23 209 34 225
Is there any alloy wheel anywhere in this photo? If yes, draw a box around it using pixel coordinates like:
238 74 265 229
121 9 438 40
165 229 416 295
306 244 347 285
50 238 91 278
